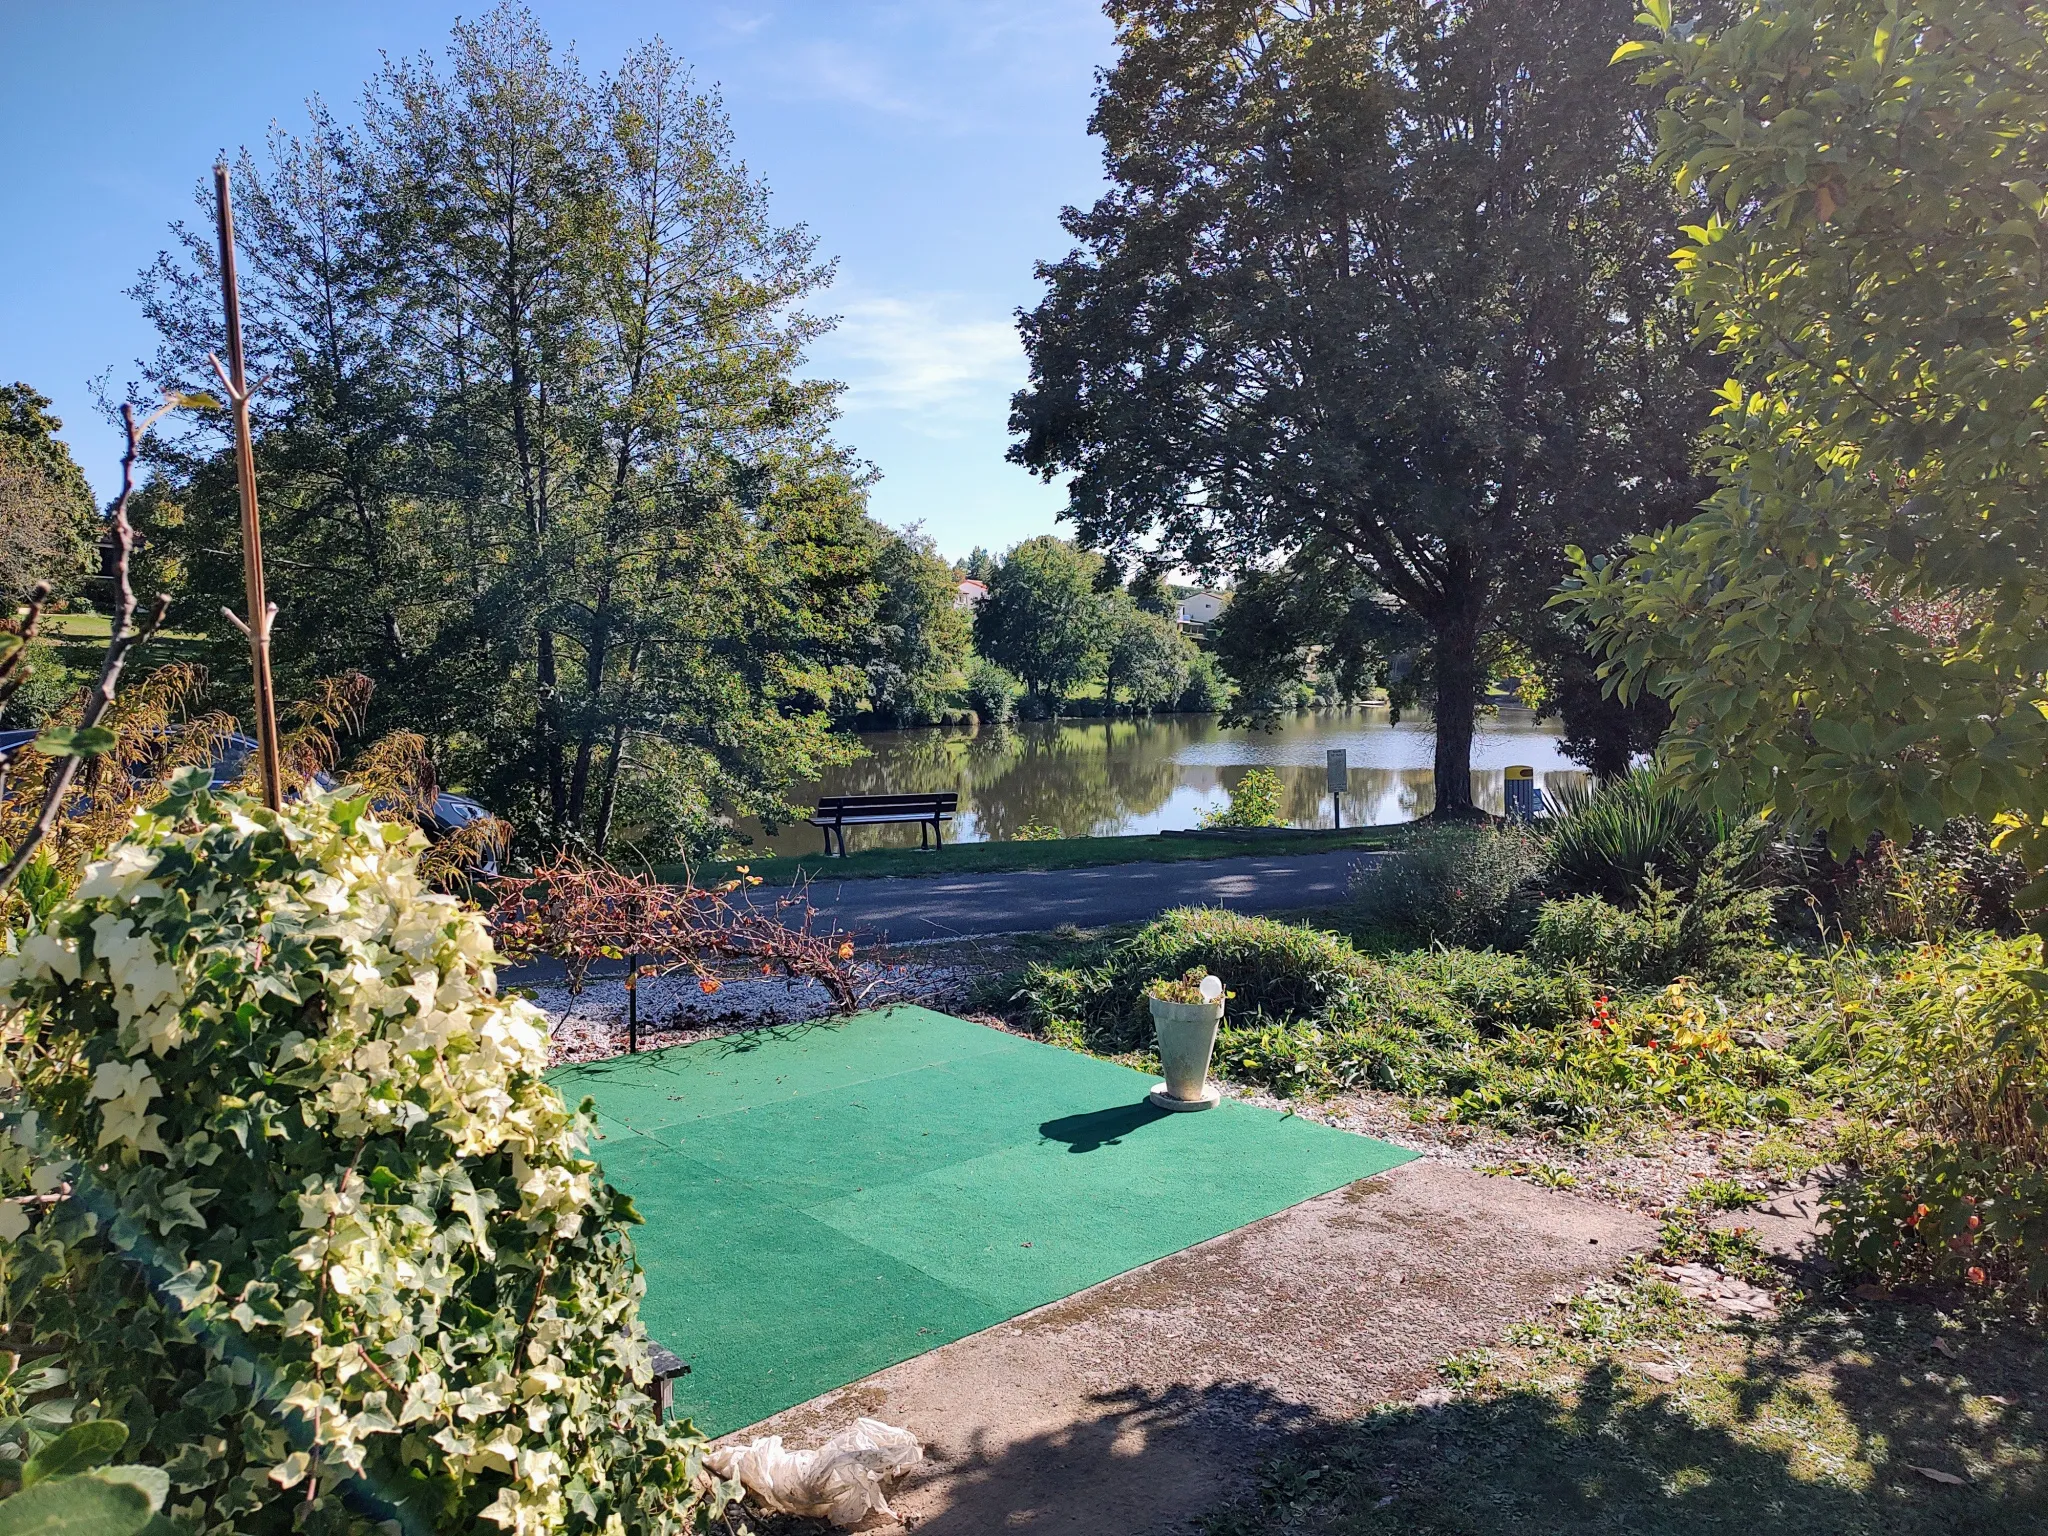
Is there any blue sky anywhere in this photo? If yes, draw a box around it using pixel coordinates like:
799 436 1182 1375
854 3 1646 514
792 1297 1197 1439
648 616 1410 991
0 1 1114 563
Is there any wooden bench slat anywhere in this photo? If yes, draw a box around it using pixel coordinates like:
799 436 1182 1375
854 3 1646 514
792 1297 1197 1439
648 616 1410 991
808 792 958 856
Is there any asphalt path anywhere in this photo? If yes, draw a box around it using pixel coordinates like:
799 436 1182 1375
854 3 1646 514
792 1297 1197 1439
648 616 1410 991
780 848 1384 943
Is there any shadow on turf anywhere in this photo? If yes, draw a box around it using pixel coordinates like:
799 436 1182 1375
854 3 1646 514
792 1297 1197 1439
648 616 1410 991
736 1305 2045 1535
1037 1099 1167 1153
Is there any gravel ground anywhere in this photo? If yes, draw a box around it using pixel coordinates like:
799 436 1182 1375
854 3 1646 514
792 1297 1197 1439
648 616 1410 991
1233 1084 1809 1215
535 959 983 1064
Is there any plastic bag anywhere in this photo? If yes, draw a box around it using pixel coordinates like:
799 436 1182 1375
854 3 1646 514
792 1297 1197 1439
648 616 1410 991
703 1417 924 1527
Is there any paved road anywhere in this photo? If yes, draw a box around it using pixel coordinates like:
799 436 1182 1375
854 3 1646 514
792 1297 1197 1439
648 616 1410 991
782 849 1382 942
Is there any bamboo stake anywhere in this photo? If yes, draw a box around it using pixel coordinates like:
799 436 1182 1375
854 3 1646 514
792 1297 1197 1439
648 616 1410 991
213 161 283 811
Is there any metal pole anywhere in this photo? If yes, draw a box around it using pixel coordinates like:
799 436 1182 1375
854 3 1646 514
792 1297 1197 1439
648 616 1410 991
627 955 639 1054
214 163 283 812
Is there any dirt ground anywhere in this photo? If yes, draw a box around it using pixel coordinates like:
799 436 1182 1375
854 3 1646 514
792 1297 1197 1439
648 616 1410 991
724 1161 1656 1534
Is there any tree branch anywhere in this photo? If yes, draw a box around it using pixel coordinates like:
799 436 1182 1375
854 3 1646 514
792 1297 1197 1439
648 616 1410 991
0 402 176 892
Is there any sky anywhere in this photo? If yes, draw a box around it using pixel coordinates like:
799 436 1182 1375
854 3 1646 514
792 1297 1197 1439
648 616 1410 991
0 1 1116 563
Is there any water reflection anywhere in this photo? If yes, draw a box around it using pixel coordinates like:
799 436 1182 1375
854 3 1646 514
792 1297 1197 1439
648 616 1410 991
742 706 1587 856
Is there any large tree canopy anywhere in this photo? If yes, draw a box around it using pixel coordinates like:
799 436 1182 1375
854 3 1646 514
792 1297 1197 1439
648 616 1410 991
1011 0 1705 807
1570 0 2048 869
0 383 96 603
129 4 879 859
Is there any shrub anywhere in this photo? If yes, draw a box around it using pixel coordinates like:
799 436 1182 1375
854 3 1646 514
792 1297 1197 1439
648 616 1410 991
0 771 718 1535
1529 858 1777 985
1349 823 1543 946
964 656 1020 724
1177 650 1225 712
1200 766 1285 828
1822 937 2048 1296
1375 945 1591 1035
1542 769 1730 903
1011 907 1375 1050
1835 820 2032 942
1449 980 1808 1137
1013 820 1063 841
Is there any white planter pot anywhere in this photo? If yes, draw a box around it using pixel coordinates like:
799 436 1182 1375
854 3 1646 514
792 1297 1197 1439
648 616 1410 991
1147 996 1224 1111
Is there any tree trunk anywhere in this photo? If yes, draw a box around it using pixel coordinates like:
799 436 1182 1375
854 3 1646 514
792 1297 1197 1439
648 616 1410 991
1430 609 1484 818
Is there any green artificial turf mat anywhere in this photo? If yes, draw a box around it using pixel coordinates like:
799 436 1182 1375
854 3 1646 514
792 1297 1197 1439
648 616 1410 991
551 1005 1413 1433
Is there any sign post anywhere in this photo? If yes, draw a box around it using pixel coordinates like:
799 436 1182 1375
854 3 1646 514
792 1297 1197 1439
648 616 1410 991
1326 748 1348 830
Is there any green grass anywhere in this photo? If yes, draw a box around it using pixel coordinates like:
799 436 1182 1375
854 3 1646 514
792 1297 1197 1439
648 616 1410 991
664 825 1401 885
1209 1275 2048 1534
37 610 209 668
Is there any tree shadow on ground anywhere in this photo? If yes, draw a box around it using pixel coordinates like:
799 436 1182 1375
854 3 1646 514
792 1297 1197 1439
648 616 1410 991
736 1300 2046 1536
1211 1299 2046 1536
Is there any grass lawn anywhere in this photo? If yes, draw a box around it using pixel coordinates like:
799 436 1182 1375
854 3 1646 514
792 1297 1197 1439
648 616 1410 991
1211 1272 2046 1533
36 610 209 668
665 825 1403 885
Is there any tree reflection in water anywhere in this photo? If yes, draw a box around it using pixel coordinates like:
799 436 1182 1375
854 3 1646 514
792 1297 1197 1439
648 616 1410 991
737 707 1587 855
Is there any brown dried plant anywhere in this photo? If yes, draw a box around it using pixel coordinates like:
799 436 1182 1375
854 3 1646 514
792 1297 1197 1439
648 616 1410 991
486 853 859 1012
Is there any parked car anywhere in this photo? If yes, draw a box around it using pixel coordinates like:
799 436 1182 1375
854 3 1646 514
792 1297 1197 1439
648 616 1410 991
0 728 501 874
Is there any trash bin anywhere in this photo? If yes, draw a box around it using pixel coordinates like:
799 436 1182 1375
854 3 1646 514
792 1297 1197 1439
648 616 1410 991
1504 764 1542 821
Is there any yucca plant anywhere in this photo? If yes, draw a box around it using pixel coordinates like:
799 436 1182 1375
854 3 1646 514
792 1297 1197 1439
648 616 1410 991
1543 769 1738 905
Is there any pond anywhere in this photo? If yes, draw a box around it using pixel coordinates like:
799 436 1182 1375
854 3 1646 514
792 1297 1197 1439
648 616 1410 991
742 706 1587 856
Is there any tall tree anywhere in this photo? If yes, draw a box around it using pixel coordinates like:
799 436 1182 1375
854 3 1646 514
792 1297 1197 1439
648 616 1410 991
859 526 974 726
0 384 97 602
130 4 865 859
1011 0 1705 811
1103 592 1195 710
1572 0 2048 871
973 536 1111 704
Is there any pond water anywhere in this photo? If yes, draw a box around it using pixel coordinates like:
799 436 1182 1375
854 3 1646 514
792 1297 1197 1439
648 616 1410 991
744 707 1586 857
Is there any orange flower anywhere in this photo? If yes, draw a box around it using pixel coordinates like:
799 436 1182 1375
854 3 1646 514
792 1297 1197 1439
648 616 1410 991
837 942 855 960
699 976 722 995
1967 1266 1988 1286
1967 1214 1981 1231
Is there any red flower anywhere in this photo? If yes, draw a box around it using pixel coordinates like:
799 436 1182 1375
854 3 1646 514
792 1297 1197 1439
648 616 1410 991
1967 1214 1981 1231
1967 1266 1988 1286
699 976 722 995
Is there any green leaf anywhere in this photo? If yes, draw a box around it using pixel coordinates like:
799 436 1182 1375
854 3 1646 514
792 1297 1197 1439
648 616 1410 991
23 1424 129 1486
171 392 223 412
1610 39 1657 63
31 726 117 760
82 1472 165 1511
0 1478 156 1536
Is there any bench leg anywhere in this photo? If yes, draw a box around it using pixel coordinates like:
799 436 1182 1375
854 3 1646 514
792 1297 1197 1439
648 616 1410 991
933 817 945 849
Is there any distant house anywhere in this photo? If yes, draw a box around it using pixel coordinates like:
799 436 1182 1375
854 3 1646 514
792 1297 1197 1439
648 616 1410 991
1176 591 1229 628
955 578 989 610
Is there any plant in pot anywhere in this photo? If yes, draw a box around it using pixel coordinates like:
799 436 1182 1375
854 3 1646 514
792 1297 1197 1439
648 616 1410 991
1145 966 1230 1111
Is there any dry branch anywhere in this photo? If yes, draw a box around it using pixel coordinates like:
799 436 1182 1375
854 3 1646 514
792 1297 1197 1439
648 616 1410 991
0 402 174 893
486 853 859 1012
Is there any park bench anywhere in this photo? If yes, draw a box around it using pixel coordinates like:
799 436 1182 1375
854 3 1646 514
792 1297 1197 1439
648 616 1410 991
809 791 958 856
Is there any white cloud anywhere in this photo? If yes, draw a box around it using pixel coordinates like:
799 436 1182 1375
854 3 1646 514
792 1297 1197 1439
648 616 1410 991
820 295 1024 418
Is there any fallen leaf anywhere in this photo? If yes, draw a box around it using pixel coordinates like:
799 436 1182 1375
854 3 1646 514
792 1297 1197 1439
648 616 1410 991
1637 1362 1681 1384
1932 1338 1959 1360
1980 1395 2013 1408
1906 1464 1968 1486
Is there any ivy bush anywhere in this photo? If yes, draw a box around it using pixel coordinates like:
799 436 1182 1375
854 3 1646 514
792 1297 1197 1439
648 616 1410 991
0 770 724 1535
